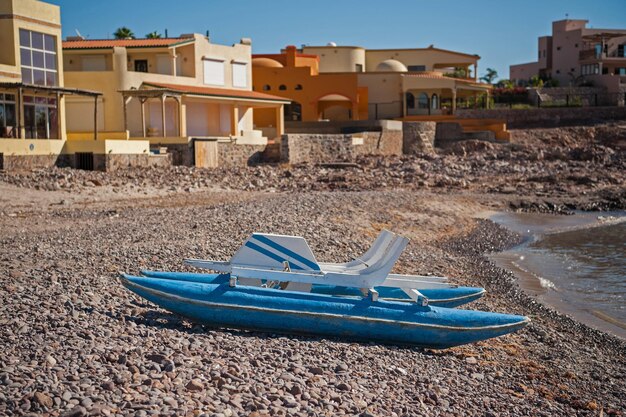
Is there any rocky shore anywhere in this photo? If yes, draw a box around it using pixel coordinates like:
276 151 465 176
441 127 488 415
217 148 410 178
2 124 624 214
1 189 625 417
1 123 625 416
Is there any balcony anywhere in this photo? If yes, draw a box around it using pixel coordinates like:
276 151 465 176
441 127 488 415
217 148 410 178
580 49 626 62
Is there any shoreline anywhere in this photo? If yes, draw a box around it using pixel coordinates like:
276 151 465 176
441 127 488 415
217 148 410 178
489 210 626 340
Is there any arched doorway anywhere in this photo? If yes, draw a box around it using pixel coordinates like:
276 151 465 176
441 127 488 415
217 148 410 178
431 94 439 110
406 92 415 111
317 93 354 121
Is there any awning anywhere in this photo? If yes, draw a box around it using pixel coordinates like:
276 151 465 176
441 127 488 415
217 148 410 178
136 82 291 104
0 82 102 97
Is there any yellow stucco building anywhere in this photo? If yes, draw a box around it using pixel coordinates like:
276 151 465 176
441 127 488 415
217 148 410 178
63 35 289 148
0 0 110 169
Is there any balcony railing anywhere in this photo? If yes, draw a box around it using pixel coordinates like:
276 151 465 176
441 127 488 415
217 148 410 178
580 49 626 61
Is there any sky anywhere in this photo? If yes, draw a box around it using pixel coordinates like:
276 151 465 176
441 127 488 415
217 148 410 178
48 0 626 81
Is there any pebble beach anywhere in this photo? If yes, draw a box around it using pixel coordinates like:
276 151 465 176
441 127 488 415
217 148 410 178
1 123 625 416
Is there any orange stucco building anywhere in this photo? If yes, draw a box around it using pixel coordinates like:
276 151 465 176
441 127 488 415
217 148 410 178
252 45 368 129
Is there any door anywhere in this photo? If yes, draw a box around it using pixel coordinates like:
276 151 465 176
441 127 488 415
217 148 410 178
194 140 218 168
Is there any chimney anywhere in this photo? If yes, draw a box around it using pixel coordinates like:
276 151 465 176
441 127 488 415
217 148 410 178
285 45 297 67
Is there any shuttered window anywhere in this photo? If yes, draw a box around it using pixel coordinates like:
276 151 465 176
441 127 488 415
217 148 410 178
232 62 247 88
203 59 224 86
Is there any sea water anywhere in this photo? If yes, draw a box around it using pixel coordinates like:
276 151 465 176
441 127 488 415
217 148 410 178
491 212 626 340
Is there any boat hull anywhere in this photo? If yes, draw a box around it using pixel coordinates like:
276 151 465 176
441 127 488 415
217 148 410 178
122 274 528 349
140 270 485 308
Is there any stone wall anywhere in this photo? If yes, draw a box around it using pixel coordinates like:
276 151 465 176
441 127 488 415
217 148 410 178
159 144 194 166
217 143 265 167
102 154 152 171
402 122 436 154
456 107 626 129
434 123 495 148
0 154 60 171
280 134 355 164
359 130 403 156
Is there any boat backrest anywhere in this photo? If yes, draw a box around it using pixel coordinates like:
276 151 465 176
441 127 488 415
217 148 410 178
231 233 321 272
359 234 409 286
345 229 396 268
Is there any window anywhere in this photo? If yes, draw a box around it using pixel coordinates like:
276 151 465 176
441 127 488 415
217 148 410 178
581 64 599 75
19 29 57 86
23 96 58 139
0 93 17 138
408 65 426 72
556 46 561 51
232 62 247 88
134 60 148 72
556 69 560 74
278 85 287 91
616 67 626 75
262 85 271 91
203 58 225 85
538 51 541 59
405 92 415 109
574 43 578 48
618 44 625 57
417 93 429 109
355 63 363 72
294 84 303 90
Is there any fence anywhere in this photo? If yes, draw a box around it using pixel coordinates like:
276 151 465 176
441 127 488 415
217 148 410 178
368 101 402 119
536 92 625 108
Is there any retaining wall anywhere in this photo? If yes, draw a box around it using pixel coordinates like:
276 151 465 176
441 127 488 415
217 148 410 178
402 122 436 154
456 107 626 129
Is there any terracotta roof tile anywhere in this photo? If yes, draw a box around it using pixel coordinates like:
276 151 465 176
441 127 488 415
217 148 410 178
144 82 290 102
63 38 193 49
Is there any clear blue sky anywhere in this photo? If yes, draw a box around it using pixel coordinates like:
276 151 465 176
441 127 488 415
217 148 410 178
48 0 626 80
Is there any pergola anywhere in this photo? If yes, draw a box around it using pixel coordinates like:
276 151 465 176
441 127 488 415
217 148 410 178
119 87 183 137
0 82 102 139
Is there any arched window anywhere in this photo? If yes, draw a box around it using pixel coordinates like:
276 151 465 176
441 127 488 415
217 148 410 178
262 85 271 91
279 84 287 91
294 84 303 90
405 92 415 109
418 93 429 109
431 94 439 109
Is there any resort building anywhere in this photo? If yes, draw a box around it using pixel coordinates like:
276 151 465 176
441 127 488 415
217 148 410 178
252 45 368 126
0 0 103 169
62 34 289 167
252 44 492 128
510 19 626 91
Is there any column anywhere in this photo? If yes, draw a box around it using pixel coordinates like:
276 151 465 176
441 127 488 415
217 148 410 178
176 98 185 137
474 63 478 81
123 95 128 134
402 92 407 117
451 89 457 114
161 95 167 137
274 105 284 138
56 92 62 140
93 95 98 140
231 105 239 136
170 48 177 77
17 87 24 139
140 98 146 137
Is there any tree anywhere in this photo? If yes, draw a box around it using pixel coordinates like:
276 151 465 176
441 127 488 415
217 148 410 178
480 68 498 84
529 75 544 88
496 79 514 89
146 31 161 39
113 27 135 40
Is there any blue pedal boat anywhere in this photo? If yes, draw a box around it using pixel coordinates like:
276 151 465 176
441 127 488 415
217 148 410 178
120 274 529 349
139 270 486 308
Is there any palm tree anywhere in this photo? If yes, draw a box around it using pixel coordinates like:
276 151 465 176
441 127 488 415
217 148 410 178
113 27 135 40
146 31 161 39
480 68 498 84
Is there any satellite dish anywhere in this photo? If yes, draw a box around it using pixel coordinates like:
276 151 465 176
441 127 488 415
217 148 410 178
327 41 337 47
75 29 84 39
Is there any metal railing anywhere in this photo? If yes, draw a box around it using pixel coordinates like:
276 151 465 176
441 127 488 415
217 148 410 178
537 92 625 108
